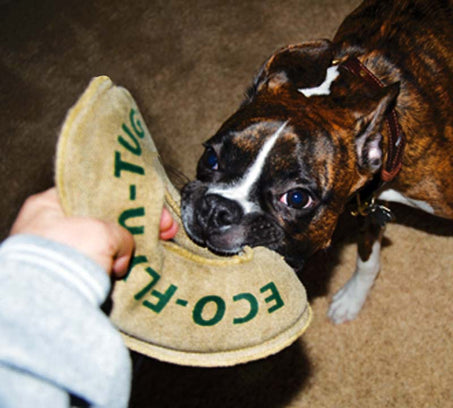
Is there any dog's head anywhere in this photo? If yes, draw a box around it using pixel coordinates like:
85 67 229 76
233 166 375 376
181 40 399 269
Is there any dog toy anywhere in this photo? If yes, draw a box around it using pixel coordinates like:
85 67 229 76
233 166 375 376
55 76 311 367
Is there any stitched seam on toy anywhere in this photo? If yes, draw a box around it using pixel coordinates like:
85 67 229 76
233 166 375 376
164 190 181 217
161 241 254 265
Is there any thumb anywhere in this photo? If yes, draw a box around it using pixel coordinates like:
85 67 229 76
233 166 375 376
108 223 135 278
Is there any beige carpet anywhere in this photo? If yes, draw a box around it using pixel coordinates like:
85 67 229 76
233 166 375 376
1 0 452 406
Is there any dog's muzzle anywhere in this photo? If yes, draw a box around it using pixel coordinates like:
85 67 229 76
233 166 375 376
181 182 285 255
197 194 243 233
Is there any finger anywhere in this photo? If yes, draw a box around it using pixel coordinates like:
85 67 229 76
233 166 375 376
159 207 179 240
10 188 64 235
159 220 178 240
159 207 174 231
29 187 63 211
39 187 59 203
110 224 136 278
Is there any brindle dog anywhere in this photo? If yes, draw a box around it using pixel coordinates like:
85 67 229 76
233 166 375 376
181 0 452 323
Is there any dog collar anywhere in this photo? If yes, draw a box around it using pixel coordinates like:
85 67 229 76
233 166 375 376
341 57 406 182
339 57 406 223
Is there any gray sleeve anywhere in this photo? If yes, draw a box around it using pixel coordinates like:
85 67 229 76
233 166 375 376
0 235 132 408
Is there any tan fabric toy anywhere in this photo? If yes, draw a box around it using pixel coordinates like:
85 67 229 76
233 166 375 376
55 76 312 367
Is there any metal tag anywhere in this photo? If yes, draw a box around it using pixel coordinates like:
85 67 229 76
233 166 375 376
351 194 394 227
368 203 394 227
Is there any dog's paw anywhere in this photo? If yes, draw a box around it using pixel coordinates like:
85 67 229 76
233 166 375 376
327 277 369 324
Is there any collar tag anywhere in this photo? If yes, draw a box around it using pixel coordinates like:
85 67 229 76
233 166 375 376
351 194 394 227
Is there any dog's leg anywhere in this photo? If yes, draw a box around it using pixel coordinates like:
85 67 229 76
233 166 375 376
328 218 383 324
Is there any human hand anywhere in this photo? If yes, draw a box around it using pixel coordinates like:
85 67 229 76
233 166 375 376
159 207 179 240
10 188 179 276
10 188 135 278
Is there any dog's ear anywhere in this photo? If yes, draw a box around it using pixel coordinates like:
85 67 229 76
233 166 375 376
246 40 334 99
354 82 400 173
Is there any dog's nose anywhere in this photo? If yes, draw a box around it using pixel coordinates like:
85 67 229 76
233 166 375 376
198 194 243 230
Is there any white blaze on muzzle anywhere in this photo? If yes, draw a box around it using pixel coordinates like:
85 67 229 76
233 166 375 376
208 122 288 214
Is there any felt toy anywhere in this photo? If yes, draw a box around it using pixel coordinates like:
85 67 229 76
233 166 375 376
55 76 312 367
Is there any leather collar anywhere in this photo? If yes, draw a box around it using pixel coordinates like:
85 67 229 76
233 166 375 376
338 57 406 222
341 57 406 183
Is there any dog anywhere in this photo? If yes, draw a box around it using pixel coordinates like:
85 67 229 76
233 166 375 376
181 0 453 324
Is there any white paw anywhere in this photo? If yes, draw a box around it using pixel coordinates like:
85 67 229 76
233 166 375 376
327 278 369 324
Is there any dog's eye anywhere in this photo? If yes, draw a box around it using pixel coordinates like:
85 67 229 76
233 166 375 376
203 147 219 171
279 189 313 209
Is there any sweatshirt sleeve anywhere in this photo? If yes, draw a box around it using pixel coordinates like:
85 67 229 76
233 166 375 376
0 234 132 408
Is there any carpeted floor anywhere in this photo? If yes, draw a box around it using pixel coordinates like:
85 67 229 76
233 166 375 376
1 0 452 406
